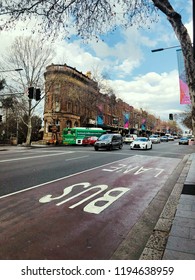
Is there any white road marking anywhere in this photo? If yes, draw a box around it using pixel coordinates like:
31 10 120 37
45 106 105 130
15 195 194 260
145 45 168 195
65 155 89 161
0 156 136 200
0 151 74 163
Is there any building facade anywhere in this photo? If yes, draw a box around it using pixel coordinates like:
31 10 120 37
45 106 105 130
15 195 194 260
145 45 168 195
43 64 171 144
43 64 136 143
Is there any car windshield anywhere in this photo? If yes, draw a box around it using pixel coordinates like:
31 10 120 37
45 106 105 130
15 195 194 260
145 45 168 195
136 137 148 142
150 135 157 138
98 134 112 140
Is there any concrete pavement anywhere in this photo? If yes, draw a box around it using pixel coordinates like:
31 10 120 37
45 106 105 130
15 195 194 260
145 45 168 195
163 153 195 259
140 152 195 260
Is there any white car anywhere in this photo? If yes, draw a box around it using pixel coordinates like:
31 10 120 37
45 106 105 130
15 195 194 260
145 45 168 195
123 134 137 144
168 135 174 141
130 137 152 150
149 135 161 144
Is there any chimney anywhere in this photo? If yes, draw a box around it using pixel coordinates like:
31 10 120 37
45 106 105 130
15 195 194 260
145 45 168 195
86 71 92 79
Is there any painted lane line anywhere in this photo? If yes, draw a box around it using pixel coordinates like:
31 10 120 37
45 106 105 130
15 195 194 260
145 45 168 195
0 156 136 200
65 155 89 161
0 151 74 163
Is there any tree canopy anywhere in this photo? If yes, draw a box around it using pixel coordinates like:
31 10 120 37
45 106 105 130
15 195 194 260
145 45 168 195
0 0 158 38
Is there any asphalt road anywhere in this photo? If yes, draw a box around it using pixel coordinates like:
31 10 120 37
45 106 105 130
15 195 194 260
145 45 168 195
0 140 192 196
0 140 194 259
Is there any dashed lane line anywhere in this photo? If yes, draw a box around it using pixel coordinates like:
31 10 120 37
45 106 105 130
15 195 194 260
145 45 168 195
65 155 89 161
0 156 136 200
0 151 74 163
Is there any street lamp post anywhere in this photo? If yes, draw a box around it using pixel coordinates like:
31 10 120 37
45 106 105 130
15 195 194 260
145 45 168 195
0 68 23 73
152 1 194 56
151 45 180 52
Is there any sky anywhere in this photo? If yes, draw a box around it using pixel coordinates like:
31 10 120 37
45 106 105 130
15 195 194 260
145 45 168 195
0 0 193 123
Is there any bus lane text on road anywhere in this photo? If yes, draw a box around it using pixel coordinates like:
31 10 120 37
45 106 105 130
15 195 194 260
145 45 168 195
39 156 169 215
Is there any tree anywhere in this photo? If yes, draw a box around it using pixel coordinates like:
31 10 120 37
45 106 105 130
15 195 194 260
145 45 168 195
0 1 195 135
0 95 42 144
178 105 193 130
18 115 42 143
0 36 54 145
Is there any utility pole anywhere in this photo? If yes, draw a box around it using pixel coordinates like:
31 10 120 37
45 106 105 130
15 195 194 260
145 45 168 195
193 0 195 59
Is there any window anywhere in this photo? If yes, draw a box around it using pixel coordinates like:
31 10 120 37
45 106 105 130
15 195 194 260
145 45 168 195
67 101 72 112
66 120 72 128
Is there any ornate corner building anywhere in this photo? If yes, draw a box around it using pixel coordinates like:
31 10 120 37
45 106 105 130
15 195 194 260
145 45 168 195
43 64 137 144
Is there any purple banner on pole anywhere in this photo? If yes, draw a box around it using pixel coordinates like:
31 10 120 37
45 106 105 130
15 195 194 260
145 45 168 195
176 49 191 104
123 113 130 128
97 104 104 125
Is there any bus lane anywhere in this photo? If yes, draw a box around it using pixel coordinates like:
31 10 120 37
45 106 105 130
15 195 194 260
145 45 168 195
0 155 180 260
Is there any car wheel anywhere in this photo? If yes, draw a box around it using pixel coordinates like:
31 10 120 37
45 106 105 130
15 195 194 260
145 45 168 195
145 145 147 150
119 144 122 149
94 147 99 151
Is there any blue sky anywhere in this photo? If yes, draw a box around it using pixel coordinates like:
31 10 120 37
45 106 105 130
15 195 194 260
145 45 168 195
0 0 193 124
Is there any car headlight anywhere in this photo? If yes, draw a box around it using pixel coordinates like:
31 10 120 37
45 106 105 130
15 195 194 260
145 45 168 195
141 144 146 147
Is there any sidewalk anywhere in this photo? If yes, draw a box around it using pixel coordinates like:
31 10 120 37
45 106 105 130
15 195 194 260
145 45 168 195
0 145 29 151
140 153 195 260
0 144 47 151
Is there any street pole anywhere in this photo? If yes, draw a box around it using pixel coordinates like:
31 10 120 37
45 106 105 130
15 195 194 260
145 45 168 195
193 0 195 59
0 68 23 73
151 45 180 52
16 117 19 145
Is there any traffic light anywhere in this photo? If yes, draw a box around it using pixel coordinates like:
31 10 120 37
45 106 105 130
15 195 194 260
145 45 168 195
169 113 173 120
35 88 41 101
0 79 5 91
0 115 2 122
28 87 34 99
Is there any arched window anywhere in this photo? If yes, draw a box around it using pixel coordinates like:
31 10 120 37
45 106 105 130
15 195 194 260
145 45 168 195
66 120 72 128
74 121 79 127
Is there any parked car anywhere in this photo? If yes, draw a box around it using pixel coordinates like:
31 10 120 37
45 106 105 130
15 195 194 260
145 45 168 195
130 137 152 150
82 136 98 146
94 134 123 151
160 136 168 142
189 137 195 145
179 137 189 145
167 135 174 141
123 134 137 144
149 135 161 144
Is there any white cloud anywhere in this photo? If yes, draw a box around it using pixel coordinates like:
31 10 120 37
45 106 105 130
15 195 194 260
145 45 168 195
109 70 183 120
52 40 102 74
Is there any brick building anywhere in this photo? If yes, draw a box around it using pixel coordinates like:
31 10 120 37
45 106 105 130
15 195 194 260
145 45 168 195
43 64 143 143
